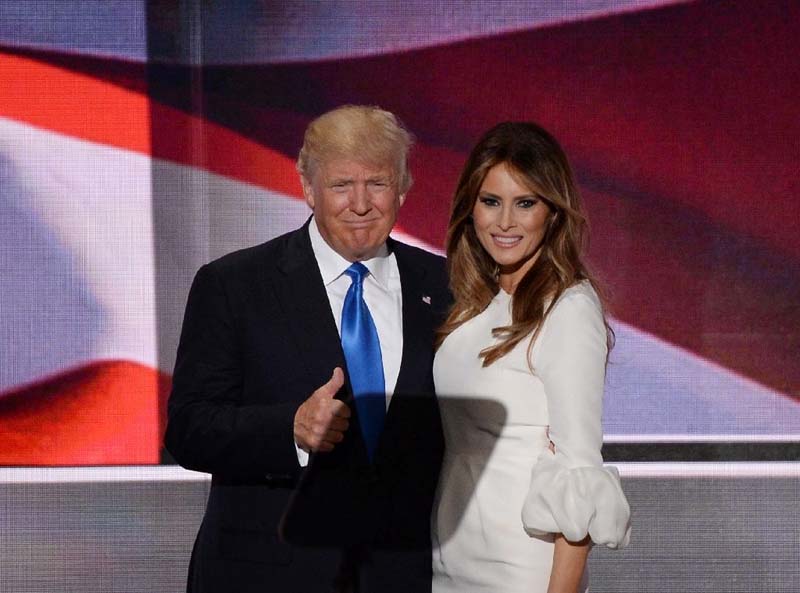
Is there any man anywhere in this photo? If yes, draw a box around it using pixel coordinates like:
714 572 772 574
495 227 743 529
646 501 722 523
165 105 449 592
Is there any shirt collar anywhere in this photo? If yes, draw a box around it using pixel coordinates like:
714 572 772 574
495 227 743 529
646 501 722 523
308 216 393 289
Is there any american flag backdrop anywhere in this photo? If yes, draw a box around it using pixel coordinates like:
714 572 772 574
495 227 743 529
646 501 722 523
1 0 799 466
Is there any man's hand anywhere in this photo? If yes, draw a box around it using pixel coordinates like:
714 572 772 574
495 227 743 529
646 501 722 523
293 367 350 453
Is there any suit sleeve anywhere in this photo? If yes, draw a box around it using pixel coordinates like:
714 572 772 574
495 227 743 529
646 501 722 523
164 263 301 478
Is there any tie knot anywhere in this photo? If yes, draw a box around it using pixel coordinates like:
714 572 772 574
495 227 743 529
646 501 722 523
344 262 369 284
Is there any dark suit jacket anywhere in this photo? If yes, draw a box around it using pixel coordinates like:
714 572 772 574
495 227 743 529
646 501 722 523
165 220 449 593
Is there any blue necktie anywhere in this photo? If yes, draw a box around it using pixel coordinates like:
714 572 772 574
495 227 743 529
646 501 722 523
341 262 386 461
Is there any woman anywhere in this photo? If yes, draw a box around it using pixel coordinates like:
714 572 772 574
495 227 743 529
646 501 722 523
432 122 631 593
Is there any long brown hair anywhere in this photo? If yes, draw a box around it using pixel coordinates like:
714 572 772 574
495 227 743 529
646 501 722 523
436 122 613 365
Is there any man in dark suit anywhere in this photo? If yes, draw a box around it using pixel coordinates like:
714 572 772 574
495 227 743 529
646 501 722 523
165 105 449 592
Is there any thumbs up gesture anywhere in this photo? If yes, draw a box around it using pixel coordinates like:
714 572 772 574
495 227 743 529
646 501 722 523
293 367 350 453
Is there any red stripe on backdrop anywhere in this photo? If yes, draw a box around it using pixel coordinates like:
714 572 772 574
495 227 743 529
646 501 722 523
0 51 302 198
0 361 170 465
0 52 151 153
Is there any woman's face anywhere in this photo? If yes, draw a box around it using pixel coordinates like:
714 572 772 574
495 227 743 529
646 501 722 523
472 162 551 293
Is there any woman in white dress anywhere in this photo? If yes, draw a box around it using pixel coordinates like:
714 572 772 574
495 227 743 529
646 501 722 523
432 122 631 593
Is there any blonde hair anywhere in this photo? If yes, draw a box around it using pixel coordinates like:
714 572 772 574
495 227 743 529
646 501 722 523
436 121 613 365
297 105 414 193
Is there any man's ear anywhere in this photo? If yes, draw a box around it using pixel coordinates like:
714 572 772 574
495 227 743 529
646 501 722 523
301 176 315 209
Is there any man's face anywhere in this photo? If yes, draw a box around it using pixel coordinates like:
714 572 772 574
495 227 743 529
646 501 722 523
302 158 405 262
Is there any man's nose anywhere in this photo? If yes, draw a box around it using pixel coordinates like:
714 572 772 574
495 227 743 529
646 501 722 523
350 183 371 214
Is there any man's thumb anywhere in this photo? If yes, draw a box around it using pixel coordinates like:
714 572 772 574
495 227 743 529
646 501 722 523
322 367 345 396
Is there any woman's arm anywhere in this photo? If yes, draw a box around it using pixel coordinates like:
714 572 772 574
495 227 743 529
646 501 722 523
521 286 630 586
547 534 590 593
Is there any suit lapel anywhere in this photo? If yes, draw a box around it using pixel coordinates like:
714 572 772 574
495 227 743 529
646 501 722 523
274 222 347 394
379 241 436 442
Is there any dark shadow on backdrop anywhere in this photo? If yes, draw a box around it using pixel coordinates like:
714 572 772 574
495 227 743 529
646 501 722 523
147 0 208 465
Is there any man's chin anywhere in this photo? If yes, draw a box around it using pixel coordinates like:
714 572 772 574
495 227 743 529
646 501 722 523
342 237 388 261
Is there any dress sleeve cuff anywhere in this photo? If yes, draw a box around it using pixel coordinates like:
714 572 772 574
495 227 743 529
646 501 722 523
521 455 631 549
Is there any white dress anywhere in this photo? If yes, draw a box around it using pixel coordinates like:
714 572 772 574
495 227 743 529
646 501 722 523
432 282 631 593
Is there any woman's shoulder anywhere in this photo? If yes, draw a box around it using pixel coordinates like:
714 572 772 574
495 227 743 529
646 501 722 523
549 280 603 316
536 281 606 343
529 280 608 364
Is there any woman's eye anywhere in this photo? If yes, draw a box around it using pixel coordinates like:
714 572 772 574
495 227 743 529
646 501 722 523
479 196 499 207
517 199 538 209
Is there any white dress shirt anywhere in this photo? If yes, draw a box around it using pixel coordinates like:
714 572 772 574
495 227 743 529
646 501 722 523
295 217 404 465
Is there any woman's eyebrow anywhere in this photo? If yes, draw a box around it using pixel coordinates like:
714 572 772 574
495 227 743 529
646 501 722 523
478 191 538 199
